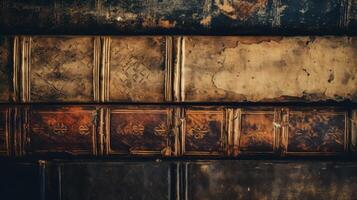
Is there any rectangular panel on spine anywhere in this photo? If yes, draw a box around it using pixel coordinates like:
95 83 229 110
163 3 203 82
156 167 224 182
26 36 97 102
106 106 174 156
106 36 170 102
284 108 348 155
237 108 278 155
26 106 98 155
182 107 226 156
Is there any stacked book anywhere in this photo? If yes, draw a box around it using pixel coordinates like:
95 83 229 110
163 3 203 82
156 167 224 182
0 0 357 199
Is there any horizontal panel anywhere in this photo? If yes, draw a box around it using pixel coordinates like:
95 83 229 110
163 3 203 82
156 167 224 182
0 0 354 34
181 36 357 102
26 106 98 155
28 36 97 102
107 107 173 156
107 36 168 102
285 108 348 155
183 108 226 156
186 160 357 200
48 161 173 200
238 109 277 154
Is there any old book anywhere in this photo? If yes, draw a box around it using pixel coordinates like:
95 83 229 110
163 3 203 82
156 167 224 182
184 160 357 200
43 160 176 200
23 106 100 156
18 36 100 103
0 0 356 35
104 106 175 156
175 36 357 102
0 36 356 103
0 105 352 157
180 107 228 156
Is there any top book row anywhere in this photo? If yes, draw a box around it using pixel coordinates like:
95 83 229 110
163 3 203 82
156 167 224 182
0 35 356 103
1 0 357 35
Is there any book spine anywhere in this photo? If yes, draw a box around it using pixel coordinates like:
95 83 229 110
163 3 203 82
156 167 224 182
0 105 355 157
0 36 356 103
0 0 356 35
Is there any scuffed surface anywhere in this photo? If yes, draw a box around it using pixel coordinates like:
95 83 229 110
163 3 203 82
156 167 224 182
0 0 351 34
183 36 357 102
288 109 346 153
0 37 13 102
187 160 357 200
30 36 94 102
185 109 224 154
28 106 96 155
240 112 274 152
54 162 171 200
109 108 169 154
109 37 166 102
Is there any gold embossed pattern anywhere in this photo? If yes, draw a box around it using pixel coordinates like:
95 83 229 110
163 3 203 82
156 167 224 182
30 37 94 102
109 37 166 102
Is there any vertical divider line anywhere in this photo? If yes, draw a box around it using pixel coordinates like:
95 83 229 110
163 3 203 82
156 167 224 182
21 36 31 103
351 110 357 152
180 108 186 156
101 36 111 102
281 107 289 156
273 108 282 154
180 37 185 102
173 37 183 102
225 108 233 156
39 160 46 200
233 108 241 157
165 36 173 102
345 110 349 153
93 36 101 102
13 36 19 102
104 107 111 155
173 107 181 156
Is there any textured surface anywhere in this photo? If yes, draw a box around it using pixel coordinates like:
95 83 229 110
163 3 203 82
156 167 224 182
0 108 7 154
186 160 357 200
30 36 94 102
109 37 166 102
240 110 275 152
55 161 172 200
182 36 357 102
28 106 97 155
287 109 346 153
0 36 13 102
109 108 171 155
0 0 354 34
184 108 225 155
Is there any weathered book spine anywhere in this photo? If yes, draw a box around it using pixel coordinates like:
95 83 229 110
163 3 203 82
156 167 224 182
0 105 355 157
1 35 357 103
0 0 356 35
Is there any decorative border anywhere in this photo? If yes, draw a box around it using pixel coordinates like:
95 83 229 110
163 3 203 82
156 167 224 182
234 109 278 156
105 108 173 156
282 109 348 156
181 109 226 156
25 109 98 155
